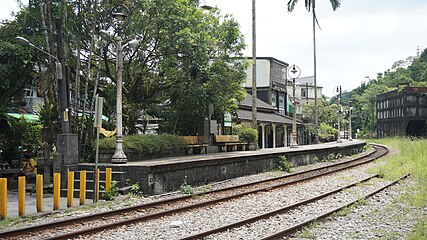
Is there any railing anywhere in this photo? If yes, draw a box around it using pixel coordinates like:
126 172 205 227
0 168 112 219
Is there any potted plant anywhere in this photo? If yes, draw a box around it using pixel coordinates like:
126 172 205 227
235 125 258 151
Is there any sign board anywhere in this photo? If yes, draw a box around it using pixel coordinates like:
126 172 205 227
224 112 232 127
94 96 104 128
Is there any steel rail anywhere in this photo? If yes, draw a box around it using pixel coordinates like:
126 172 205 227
178 174 380 240
260 173 410 240
42 145 388 240
0 144 387 239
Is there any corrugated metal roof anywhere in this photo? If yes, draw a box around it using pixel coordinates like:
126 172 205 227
236 109 302 125
239 93 276 112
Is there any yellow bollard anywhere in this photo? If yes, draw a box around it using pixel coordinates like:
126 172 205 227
53 173 60 210
96 169 100 201
0 178 7 219
18 176 25 217
106 168 112 193
36 174 43 212
67 171 74 208
79 170 86 205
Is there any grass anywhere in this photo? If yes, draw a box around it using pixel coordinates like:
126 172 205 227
365 137 427 238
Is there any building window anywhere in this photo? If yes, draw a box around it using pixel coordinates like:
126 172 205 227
301 88 306 98
279 95 285 111
271 92 277 108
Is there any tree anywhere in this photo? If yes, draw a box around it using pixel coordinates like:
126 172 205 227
2 0 248 161
287 0 341 142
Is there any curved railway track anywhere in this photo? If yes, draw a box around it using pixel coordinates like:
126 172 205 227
0 144 389 240
179 173 409 240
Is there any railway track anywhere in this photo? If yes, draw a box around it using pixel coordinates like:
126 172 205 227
179 174 409 240
0 144 388 240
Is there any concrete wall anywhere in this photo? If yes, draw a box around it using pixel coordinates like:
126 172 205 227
83 141 366 195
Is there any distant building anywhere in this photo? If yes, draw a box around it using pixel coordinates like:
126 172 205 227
377 87 427 137
242 57 321 147
24 86 44 113
293 76 323 105
236 93 303 148
243 57 290 116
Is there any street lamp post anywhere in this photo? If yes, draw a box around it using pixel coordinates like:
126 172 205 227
348 101 353 141
288 65 301 148
16 36 79 186
334 85 342 143
105 5 128 164
112 30 127 164
100 4 139 164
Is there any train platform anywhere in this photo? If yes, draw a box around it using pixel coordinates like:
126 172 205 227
83 139 365 167
79 139 366 195
4 139 366 218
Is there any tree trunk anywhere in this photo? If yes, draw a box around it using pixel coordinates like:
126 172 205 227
251 0 257 129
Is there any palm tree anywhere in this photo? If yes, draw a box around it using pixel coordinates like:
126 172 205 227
287 0 341 143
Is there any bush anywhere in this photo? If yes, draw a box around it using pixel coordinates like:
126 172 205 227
99 134 187 155
234 124 258 143
318 123 337 142
278 155 293 172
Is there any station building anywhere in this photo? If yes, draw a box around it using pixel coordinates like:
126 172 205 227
241 57 322 148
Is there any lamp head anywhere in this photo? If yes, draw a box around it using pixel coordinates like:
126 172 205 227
15 36 31 46
112 11 127 21
200 0 213 10
127 39 140 48
99 29 112 41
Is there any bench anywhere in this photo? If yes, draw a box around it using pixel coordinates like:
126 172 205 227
181 136 208 155
0 169 21 187
214 135 248 152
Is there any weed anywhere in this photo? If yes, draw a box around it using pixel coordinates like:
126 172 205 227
130 182 141 195
0 216 21 228
354 198 367 207
278 155 293 173
408 219 427 240
336 207 351 217
312 156 319 163
180 177 194 195
125 178 132 186
101 181 119 201
299 229 316 239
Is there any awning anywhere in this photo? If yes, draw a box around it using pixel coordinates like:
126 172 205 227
236 109 301 125
7 113 40 123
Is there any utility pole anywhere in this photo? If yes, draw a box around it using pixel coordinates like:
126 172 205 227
55 17 78 188
55 19 70 133
336 85 342 143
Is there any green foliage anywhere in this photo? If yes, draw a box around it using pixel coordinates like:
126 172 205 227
0 118 42 164
101 181 119 201
233 124 258 143
318 123 337 142
130 182 141 195
367 138 427 207
349 47 427 135
278 155 293 173
99 134 187 155
408 219 427 240
180 177 194 195
1 0 248 162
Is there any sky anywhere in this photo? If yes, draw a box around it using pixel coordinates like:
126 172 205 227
2 0 427 97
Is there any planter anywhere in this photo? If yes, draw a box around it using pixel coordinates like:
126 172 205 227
248 142 258 151
99 148 186 163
